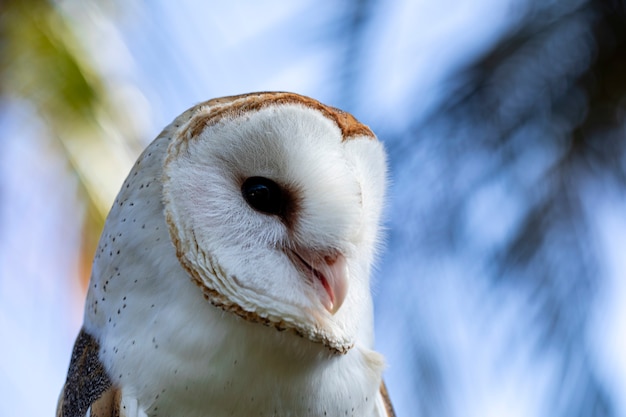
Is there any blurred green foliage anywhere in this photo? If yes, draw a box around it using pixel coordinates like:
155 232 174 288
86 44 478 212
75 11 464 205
1 0 120 285
1 0 102 126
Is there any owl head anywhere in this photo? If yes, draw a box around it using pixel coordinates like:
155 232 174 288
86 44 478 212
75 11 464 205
89 92 386 355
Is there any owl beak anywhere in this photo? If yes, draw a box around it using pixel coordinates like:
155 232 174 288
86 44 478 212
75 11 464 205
291 250 349 315
314 253 348 315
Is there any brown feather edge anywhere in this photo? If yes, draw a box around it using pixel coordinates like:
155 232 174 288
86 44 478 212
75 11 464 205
163 208 354 355
181 91 376 142
380 381 397 417
57 329 118 417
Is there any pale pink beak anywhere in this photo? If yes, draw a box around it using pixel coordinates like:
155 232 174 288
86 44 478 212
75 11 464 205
291 251 349 314
314 254 349 314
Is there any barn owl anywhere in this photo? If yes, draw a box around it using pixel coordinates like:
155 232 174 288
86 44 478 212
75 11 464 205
57 92 394 417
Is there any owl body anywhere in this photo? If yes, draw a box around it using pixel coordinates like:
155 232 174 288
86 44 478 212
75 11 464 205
59 92 394 417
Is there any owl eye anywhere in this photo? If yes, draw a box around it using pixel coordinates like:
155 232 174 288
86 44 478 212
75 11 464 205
241 176 284 216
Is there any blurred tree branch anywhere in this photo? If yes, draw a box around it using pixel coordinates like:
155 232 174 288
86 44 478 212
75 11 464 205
392 1 626 415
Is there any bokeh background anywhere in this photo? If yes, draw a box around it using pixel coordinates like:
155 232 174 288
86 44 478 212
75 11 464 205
1 1 626 416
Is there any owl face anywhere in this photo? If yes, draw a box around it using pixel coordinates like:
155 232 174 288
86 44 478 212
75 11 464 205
162 93 386 353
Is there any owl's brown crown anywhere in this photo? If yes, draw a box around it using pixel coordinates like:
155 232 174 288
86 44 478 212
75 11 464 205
182 91 375 141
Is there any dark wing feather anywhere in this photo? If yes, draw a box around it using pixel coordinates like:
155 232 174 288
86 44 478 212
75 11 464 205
88 386 122 417
380 381 396 417
57 328 120 417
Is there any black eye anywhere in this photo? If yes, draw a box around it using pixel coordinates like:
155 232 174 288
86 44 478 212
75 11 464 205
241 176 284 215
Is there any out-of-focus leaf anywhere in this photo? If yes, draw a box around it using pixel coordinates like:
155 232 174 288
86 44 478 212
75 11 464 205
0 0 139 287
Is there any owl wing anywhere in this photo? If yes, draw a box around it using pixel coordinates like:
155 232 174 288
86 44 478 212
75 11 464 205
379 381 396 417
56 329 135 417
